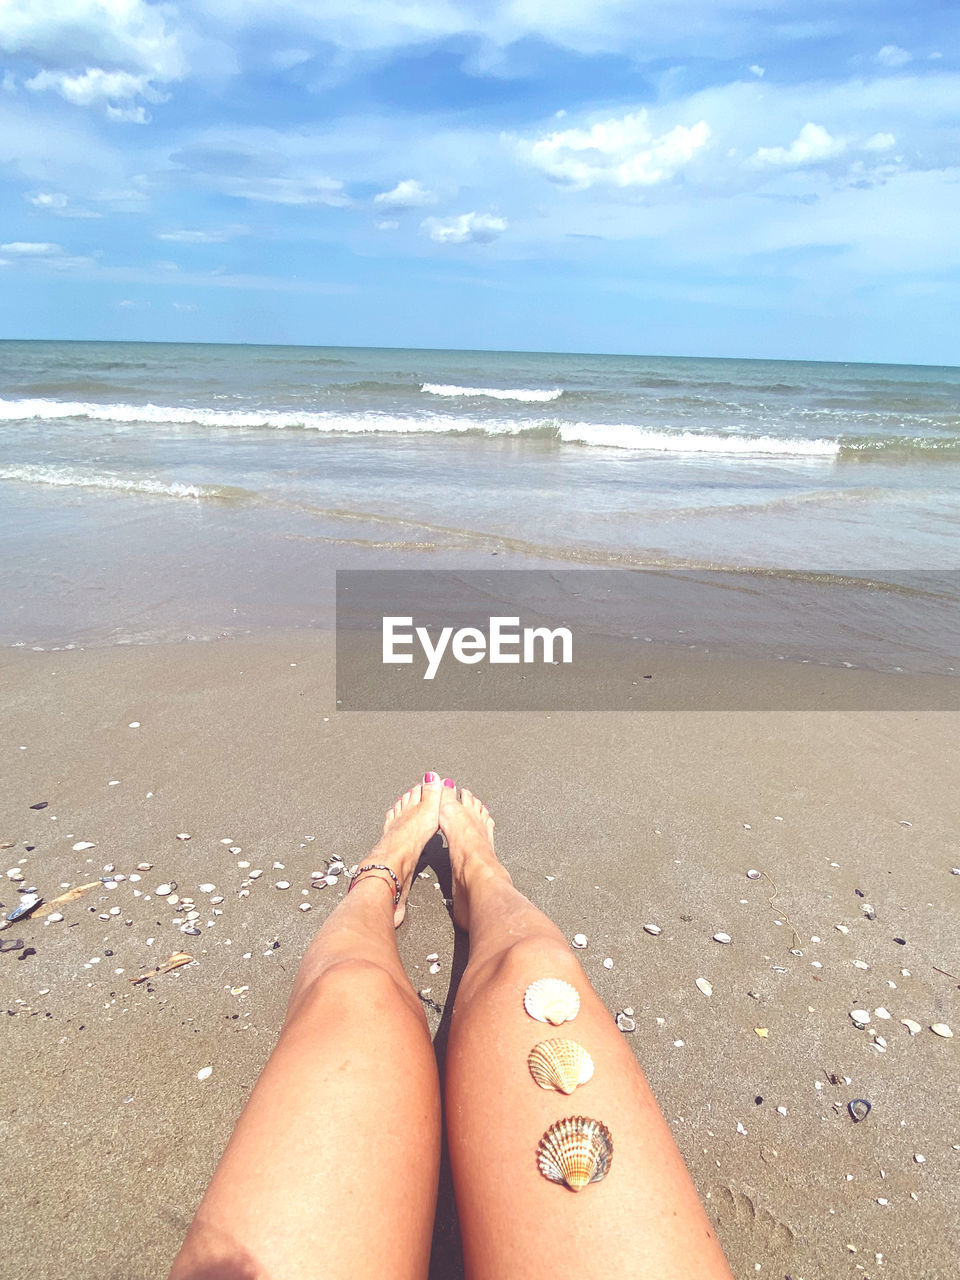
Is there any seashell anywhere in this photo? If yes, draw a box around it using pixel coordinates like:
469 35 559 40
155 883 173 897
248 869 263 879
299 902 312 911
137 862 152 871
524 978 581 1026
527 1039 595 1095
616 1012 636 1033
571 933 587 949
275 880 290 890
198 883 215 893
4 893 42 923
901 1018 922 1036
72 842 95 851
746 869 761 880
536 1115 613 1191
713 932 732 944
7 868 24 882
602 957 613 969
176 833 191 841
696 977 712 996
848 1099 871 1123
643 923 661 936
930 1023 953 1038
849 1009 871 1026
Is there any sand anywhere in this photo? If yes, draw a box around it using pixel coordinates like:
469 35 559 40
1 635 959 1280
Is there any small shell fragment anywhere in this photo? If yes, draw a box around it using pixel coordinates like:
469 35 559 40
198 883 215 893
901 1018 922 1036
536 1115 613 1191
6 868 25 882
72 842 95 852
524 978 581 1026
713 932 732 944
571 934 588 949
746 869 761 880
643 924 661 936
696 977 713 996
197 1066 213 1081
299 902 312 912
4 893 42 924
155 883 173 897
176 833 191 841
848 1099 872 1123
930 1023 954 1038
616 1012 636 1033
602 957 614 970
275 880 290 890
850 1010 871 1027
527 1039 595 1095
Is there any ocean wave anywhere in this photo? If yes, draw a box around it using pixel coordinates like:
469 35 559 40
420 383 564 402
0 463 238 500
5 395 960 460
558 423 840 457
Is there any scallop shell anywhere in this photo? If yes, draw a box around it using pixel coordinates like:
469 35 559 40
527 1038 595 1094
536 1116 613 1191
523 978 580 1026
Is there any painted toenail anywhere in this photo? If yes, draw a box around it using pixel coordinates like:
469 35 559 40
424 771 438 783
442 778 455 788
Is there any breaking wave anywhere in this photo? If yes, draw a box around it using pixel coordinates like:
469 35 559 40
420 383 563 402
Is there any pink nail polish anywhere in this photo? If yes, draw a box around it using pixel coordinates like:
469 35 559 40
424 771 438 783
442 778 455 788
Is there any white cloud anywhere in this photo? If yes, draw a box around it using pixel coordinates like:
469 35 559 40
422 211 507 244
877 45 912 68
26 190 68 209
25 66 167 121
864 131 896 151
376 219 399 231
0 239 61 254
751 122 846 167
749 64 765 77
172 301 198 311
373 178 437 209
157 228 242 243
0 0 184 79
221 175 348 206
522 110 711 189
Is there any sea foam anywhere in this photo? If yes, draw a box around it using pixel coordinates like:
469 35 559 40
420 383 563 402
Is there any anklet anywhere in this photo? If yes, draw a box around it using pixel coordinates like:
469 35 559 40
348 863 402 907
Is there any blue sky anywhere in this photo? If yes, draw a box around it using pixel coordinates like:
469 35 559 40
0 1 957 362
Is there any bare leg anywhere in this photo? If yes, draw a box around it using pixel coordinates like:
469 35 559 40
440 782 734 1280
168 775 444 1280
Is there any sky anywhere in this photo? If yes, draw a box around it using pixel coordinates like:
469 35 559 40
0 1 958 363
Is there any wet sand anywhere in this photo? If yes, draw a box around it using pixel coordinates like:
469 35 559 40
1 635 959 1280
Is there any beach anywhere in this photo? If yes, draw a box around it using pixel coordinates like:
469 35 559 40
2 634 959 1280
1 341 959 1280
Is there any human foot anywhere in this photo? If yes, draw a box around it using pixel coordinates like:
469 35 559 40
438 780 510 930
357 773 442 926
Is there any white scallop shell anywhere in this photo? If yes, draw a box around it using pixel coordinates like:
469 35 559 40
523 978 580 1026
527 1038 595 1094
536 1115 613 1191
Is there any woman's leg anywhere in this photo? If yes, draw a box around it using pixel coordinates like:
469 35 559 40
168 775 444 1280
441 782 734 1280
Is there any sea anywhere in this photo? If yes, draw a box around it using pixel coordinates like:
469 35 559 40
1 340 958 665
